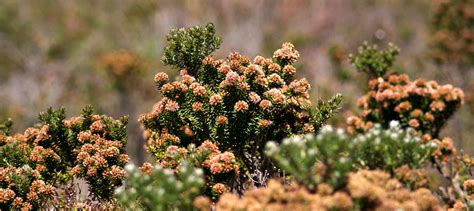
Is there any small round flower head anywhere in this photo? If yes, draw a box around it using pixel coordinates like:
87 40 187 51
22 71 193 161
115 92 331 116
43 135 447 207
218 64 231 74
216 116 228 125
154 72 169 83
249 92 261 104
268 63 281 72
258 119 273 128
283 65 296 75
165 100 179 112
209 94 223 106
273 42 300 63
408 119 420 128
192 102 203 112
234 101 249 112
259 100 272 110
212 183 227 195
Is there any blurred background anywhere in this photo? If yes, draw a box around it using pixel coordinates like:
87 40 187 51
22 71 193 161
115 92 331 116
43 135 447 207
0 0 472 163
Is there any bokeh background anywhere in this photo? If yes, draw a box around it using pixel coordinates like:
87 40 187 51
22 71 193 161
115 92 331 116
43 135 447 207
0 0 472 163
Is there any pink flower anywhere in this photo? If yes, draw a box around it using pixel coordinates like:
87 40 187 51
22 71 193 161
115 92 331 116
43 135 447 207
192 102 203 112
212 183 227 194
258 119 273 128
259 100 272 110
209 94 223 106
234 101 249 112
273 42 300 63
192 85 206 97
216 116 228 125
165 100 179 112
154 72 169 83
248 92 261 104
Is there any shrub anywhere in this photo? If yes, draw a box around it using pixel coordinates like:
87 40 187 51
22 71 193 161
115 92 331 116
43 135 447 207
348 41 399 79
206 170 442 211
347 59 464 139
0 105 129 207
65 106 129 201
116 162 204 210
0 165 55 210
265 122 435 190
140 24 341 192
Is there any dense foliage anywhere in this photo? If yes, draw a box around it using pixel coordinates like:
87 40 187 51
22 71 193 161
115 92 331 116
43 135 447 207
266 122 436 191
140 24 341 194
0 106 128 209
348 41 399 78
116 162 204 210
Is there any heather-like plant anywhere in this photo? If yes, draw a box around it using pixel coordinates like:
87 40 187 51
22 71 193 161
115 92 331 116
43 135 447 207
347 42 464 138
147 140 238 199
66 106 129 201
206 170 442 211
0 165 55 210
347 73 464 139
265 129 353 190
140 24 341 191
115 162 204 210
0 106 129 205
265 122 436 191
348 41 399 78
430 141 474 208
351 121 435 171
162 23 222 76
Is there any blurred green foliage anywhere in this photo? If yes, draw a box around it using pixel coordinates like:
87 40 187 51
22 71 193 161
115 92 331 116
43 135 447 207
349 42 400 78
162 23 222 76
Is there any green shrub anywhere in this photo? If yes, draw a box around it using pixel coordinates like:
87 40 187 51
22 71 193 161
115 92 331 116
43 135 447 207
266 121 435 191
349 41 399 78
140 24 341 192
115 162 204 210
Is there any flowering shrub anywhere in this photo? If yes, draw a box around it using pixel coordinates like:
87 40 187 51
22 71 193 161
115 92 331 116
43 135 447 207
202 170 442 211
431 144 474 209
0 106 128 209
347 73 464 139
67 106 128 201
265 122 435 190
149 140 239 199
429 0 474 65
0 165 55 210
345 42 474 209
140 24 341 191
115 162 204 210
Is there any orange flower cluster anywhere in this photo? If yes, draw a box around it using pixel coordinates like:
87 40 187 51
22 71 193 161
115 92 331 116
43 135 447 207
1 107 129 204
210 180 353 211
393 165 429 189
158 140 239 175
0 166 55 210
195 169 442 211
432 137 457 161
463 180 474 203
141 42 327 192
347 170 442 210
65 115 129 200
347 74 464 138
